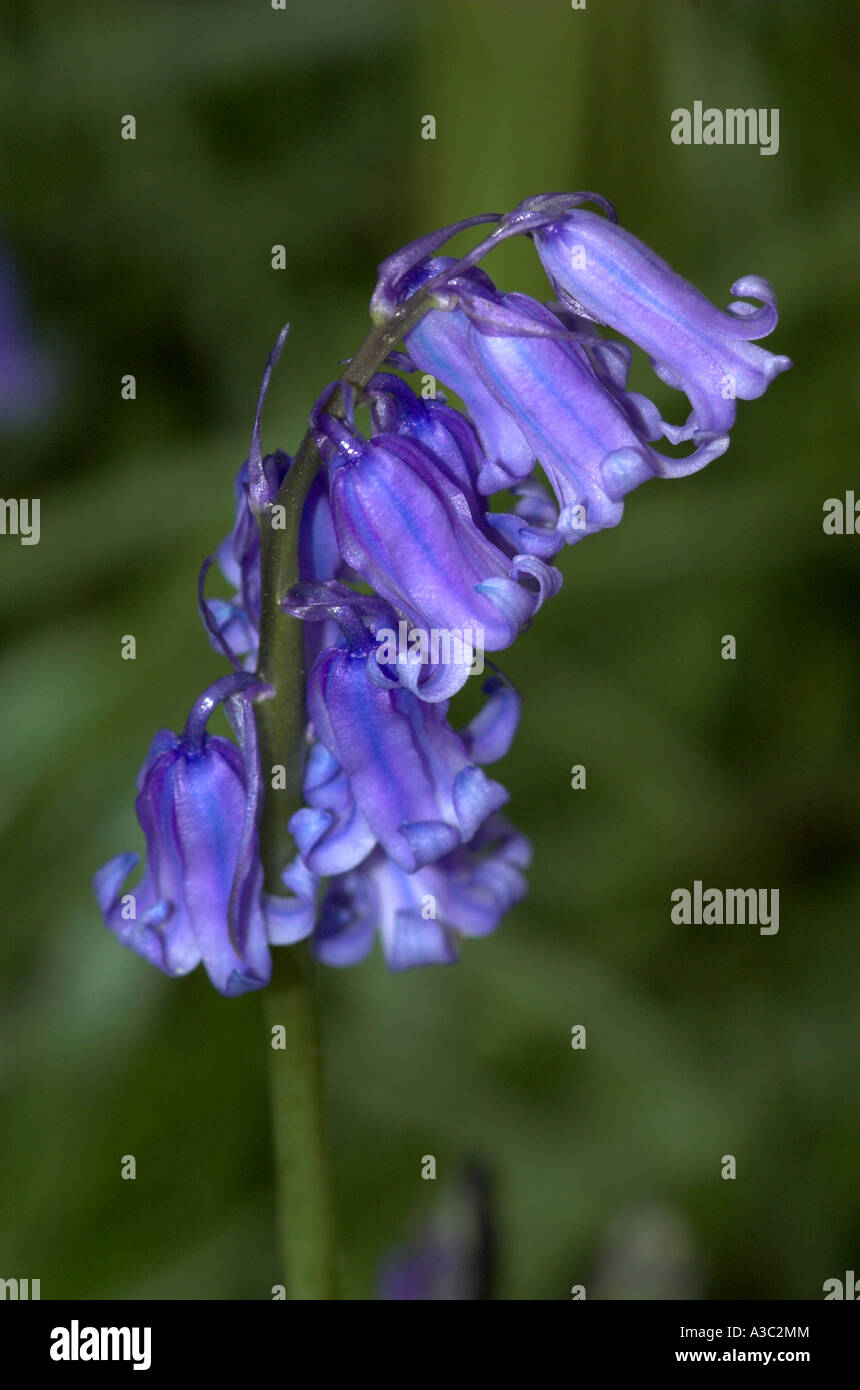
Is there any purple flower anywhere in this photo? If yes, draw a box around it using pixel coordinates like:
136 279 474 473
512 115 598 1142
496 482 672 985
401 259 537 489
93 674 312 997
529 202 792 442
366 372 566 560
313 409 560 653
302 651 510 873
283 586 520 875
366 372 484 522
314 814 530 971
466 291 728 543
203 459 337 662
398 257 731 547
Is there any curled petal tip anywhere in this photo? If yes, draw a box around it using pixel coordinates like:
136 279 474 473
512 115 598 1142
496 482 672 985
600 447 658 503
397 820 461 872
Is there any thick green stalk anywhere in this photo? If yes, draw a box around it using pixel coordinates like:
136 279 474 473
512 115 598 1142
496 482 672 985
264 944 335 1300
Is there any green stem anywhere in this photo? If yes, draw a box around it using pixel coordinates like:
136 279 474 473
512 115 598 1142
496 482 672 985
254 287 446 1300
264 944 335 1300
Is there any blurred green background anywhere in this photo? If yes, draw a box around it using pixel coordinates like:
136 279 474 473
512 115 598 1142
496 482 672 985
1 0 857 1300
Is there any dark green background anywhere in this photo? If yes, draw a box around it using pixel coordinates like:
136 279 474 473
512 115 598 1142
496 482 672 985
1 0 857 1299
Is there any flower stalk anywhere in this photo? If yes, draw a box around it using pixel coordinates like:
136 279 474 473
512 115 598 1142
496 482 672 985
264 943 336 1300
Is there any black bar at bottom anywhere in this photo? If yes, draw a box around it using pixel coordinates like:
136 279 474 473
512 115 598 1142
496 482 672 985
1 1298 854 1374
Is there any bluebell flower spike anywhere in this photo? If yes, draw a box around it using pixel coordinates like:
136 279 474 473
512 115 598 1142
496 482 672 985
98 189 789 990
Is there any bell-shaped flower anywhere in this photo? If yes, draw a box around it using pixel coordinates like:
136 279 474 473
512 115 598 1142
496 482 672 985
530 205 791 442
314 814 531 971
314 409 560 654
466 292 729 544
366 372 566 559
400 258 537 491
284 588 518 874
93 674 312 997
399 257 725 539
366 372 484 521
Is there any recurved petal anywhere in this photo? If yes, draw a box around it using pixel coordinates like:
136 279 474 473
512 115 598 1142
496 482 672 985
264 855 317 947
92 848 199 979
459 677 521 765
313 868 378 967
386 911 460 972
289 798 377 877
290 739 378 874
486 510 565 559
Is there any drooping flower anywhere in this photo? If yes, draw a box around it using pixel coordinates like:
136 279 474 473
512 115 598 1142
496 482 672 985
93 674 312 997
466 290 728 542
526 199 792 442
301 650 511 873
366 372 565 559
400 259 537 489
314 813 530 971
283 584 519 875
365 372 485 522
398 257 730 545
313 408 560 655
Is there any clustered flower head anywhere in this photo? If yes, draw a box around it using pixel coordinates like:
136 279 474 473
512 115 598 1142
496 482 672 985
95 192 790 995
